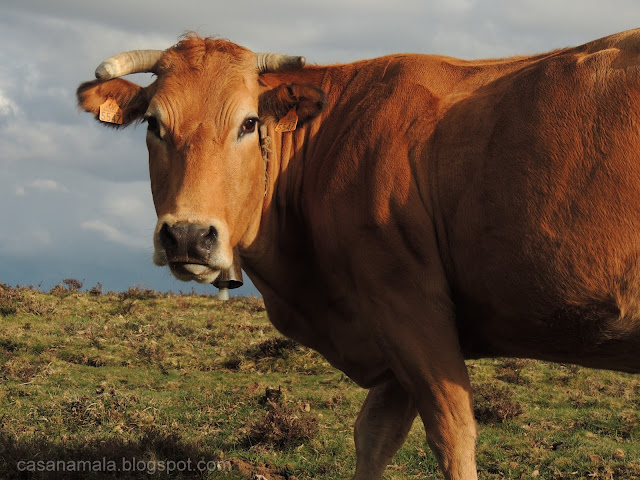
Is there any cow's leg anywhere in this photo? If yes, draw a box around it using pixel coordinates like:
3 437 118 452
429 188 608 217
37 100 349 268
352 377 417 480
415 356 477 480
381 295 478 480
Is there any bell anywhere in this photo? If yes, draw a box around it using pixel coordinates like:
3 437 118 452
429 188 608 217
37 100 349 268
213 248 243 300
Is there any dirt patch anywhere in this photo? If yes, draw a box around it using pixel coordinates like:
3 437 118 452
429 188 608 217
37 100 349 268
473 382 523 424
248 338 299 360
245 402 318 449
232 457 299 480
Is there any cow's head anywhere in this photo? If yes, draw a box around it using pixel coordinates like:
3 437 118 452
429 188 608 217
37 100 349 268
77 36 325 284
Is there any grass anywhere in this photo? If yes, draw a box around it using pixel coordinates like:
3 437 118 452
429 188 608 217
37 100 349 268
0 281 639 479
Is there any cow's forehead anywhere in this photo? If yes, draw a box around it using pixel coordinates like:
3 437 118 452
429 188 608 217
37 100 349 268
150 38 260 132
153 65 257 110
158 36 254 73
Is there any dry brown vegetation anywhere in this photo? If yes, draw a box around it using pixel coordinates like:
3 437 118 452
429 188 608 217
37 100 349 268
0 282 639 479
473 382 524 424
246 401 319 449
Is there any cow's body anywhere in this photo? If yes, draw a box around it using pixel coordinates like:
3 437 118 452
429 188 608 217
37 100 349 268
78 29 640 480
433 41 640 371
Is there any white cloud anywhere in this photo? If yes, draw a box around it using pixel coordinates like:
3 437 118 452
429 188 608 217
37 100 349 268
12 179 70 197
104 193 149 223
28 179 70 193
81 219 148 249
14 178 71 197
0 90 20 117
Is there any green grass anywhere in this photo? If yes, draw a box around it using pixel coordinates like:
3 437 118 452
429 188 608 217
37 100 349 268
0 282 639 479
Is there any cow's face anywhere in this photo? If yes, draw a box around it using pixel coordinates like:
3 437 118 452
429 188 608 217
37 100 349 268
145 44 264 283
77 36 325 284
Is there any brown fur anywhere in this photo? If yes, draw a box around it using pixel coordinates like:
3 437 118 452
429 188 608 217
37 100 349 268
76 78 152 127
157 34 252 75
259 83 326 125
77 30 640 480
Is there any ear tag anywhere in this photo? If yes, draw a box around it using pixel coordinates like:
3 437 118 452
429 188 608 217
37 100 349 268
275 108 298 132
99 98 124 125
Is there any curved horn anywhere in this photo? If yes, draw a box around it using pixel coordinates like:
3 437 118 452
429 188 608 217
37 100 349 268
95 50 164 80
254 53 306 73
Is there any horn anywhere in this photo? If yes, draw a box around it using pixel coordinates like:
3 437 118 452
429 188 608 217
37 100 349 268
95 49 164 80
255 53 306 73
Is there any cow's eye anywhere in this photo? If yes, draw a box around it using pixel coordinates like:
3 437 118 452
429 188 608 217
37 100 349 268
239 117 258 138
145 115 162 140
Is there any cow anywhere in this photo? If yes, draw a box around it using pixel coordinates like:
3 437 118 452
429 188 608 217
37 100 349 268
77 29 640 480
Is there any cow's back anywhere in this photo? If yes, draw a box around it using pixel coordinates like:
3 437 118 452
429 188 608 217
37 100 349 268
431 29 640 371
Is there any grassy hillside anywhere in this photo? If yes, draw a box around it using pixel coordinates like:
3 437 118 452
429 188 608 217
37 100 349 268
0 281 639 479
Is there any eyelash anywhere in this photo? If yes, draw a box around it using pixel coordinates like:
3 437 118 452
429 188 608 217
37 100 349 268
145 115 162 140
239 117 258 138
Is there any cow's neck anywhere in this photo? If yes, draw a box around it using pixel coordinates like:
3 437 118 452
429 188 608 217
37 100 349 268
239 65 353 324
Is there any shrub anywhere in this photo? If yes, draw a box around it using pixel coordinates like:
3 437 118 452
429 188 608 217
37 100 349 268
119 285 160 301
63 278 83 292
0 286 20 317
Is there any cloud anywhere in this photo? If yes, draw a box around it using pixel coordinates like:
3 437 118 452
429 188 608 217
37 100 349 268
82 219 148 250
0 90 20 118
1 0 638 297
81 181 157 251
104 193 149 223
27 179 70 194
14 178 70 198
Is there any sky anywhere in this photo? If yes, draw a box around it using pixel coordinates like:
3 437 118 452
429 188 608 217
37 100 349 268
1 1 639 295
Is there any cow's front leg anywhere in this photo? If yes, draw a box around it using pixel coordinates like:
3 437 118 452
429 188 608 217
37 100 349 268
352 376 416 480
417 361 477 480
382 295 478 480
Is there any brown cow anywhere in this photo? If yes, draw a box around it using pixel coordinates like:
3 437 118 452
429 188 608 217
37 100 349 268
77 30 640 480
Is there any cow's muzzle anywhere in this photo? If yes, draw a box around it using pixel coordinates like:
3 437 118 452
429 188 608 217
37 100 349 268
158 222 220 282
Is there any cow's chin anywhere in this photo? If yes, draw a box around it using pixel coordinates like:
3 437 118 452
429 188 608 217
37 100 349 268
168 263 221 284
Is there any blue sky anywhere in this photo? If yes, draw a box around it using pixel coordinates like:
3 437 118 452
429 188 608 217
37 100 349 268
1 0 639 295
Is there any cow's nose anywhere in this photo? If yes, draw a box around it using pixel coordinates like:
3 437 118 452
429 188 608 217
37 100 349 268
159 222 218 264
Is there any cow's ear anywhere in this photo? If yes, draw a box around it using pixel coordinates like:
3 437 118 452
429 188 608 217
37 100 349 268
259 83 326 126
76 78 153 128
